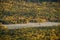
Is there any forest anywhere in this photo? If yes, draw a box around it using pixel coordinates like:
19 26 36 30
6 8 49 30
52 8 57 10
0 25 60 40
0 0 60 24
0 0 60 40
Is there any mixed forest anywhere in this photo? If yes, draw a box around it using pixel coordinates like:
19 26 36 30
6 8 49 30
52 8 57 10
0 0 60 40
0 0 60 24
0 25 60 40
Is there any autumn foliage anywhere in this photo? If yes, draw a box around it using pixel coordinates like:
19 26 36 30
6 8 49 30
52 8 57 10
0 0 60 24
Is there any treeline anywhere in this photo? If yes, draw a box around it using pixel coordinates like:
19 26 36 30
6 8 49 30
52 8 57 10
25 0 58 2
0 0 58 3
